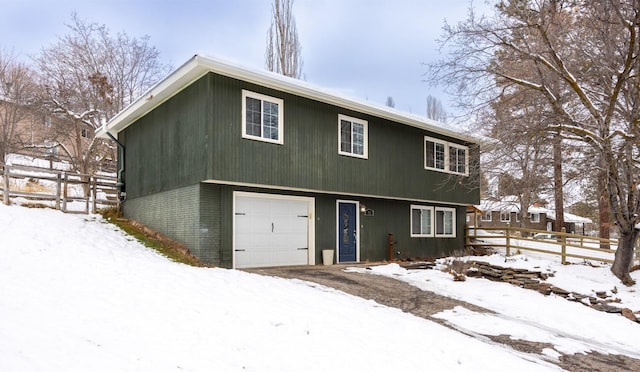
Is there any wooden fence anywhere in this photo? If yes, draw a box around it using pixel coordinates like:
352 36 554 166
0 163 119 214
466 225 640 265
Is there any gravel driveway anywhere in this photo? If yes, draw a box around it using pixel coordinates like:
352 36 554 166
245 263 640 372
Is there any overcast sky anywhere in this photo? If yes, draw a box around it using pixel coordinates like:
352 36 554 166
1 0 484 118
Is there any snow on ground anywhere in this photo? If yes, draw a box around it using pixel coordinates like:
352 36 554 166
1 204 639 371
348 253 640 361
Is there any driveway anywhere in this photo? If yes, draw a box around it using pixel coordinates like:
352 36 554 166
245 263 640 372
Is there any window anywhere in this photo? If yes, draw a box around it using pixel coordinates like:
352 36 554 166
44 140 58 155
410 205 433 237
81 128 89 138
500 211 511 222
435 207 456 237
338 114 368 158
242 90 284 144
481 211 492 221
424 136 469 176
529 213 540 223
425 139 446 170
449 145 467 174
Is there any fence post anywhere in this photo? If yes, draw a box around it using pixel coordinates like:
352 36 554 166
83 174 90 214
91 176 97 214
62 173 68 212
561 227 567 265
506 223 511 256
55 172 62 210
2 165 9 206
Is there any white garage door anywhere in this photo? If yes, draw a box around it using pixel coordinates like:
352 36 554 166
234 193 313 269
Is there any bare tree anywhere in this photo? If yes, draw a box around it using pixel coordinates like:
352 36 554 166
428 0 640 284
481 92 553 228
426 95 447 122
0 49 40 164
34 13 169 174
265 0 303 78
385 96 395 108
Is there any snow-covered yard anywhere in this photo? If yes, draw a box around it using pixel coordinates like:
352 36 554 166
1 204 639 371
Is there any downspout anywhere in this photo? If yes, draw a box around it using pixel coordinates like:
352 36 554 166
106 131 126 202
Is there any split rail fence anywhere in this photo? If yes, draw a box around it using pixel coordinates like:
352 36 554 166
466 225 640 266
0 163 119 214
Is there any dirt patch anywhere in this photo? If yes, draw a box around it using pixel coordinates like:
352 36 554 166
558 352 640 372
245 263 640 371
246 264 490 320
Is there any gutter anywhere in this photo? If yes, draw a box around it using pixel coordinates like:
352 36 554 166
106 132 126 202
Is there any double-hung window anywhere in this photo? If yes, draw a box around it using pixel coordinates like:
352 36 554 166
411 205 456 238
449 145 467 174
425 139 446 170
242 90 284 144
424 136 469 176
338 114 368 158
500 211 511 222
410 205 433 237
435 207 456 237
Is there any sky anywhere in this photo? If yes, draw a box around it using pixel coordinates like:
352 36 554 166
1 188 640 370
0 0 483 118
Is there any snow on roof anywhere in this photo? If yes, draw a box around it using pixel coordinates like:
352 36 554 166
478 198 592 224
95 54 475 143
545 210 593 224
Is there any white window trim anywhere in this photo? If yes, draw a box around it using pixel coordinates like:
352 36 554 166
424 136 469 176
410 205 434 237
530 213 540 223
481 211 492 221
241 90 284 145
338 114 368 159
448 142 468 175
500 211 511 222
435 206 456 238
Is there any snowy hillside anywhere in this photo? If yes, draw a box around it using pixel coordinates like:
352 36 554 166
1 204 639 371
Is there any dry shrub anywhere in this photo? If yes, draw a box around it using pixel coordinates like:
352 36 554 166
442 257 471 281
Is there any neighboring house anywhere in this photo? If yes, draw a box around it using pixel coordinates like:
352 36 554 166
474 197 593 235
95 55 480 269
0 97 95 166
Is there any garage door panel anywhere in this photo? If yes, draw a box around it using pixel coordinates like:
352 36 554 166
234 194 311 269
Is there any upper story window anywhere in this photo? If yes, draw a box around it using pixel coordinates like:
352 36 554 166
500 211 511 222
424 136 469 176
410 205 433 237
338 114 368 158
449 144 467 174
242 90 284 144
529 213 540 223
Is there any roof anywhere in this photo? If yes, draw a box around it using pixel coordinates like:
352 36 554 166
478 198 592 224
95 54 475 142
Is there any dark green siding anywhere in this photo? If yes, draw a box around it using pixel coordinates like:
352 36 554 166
119 71 479 267
205 72 479 205
207 185 468 267
120 72 478 204
121 77 210 199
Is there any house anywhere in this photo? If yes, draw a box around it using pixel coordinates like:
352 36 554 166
475 197 593 235
95 55 480 268
0 97 99 168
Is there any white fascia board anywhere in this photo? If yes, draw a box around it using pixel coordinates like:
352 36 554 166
97 54 475 144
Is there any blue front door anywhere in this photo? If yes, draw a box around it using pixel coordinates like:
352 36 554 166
338 201 357 262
